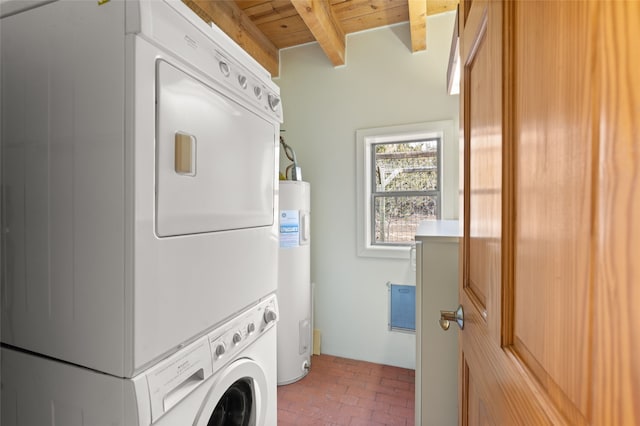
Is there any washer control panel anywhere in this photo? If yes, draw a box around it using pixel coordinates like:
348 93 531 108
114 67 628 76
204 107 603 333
208 294 278 368
144 294 278 423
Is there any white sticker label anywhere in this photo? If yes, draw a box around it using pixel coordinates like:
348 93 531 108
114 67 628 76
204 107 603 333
280 210 300 248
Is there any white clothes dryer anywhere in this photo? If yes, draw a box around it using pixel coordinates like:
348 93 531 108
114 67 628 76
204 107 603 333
0 294 279 426
0 0 282 379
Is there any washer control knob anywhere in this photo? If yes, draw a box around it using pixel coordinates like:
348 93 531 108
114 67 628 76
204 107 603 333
232 332 242 345
268 94 280 111
219 61 230 77
253 86 262 99
238 75 247 89
215 343 226 358
247 322 256 334
264 308 277 324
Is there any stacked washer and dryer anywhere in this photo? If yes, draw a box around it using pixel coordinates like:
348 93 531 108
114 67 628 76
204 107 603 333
0 0 282 424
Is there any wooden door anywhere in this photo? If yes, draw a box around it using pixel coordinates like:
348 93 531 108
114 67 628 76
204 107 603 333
458 0 640 424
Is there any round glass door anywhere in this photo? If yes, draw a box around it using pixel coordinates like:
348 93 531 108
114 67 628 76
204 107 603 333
207 379 253 426
195 359 267 426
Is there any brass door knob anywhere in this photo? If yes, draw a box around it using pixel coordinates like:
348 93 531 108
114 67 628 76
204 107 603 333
439 305 464 331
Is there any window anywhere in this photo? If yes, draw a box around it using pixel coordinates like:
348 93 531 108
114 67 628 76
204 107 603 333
372 138 441 244
357 121 454 258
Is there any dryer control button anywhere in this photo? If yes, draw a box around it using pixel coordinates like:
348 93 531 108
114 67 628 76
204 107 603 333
232 332 242 345
264 309 277 324
268 94 280 111
215 343 226 358
238 75 248 89
253 86 262 99
219 61 230 77
247 322 256 334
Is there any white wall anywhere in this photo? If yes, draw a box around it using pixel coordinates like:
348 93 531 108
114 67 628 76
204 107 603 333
274 12 459 369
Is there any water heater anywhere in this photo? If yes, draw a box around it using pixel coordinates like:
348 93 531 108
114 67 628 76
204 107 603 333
277 180 311 385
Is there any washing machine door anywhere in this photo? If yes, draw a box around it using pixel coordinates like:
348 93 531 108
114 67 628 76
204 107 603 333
194 358 268 426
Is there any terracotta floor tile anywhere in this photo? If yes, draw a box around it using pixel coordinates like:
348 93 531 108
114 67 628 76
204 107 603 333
278 354 414 426
371 408 409 426
376 392 410 409
350 416 387 426
380 377 414 391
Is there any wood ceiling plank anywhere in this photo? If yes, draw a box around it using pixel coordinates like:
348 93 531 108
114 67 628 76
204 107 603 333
339 4 409 34
291 0 346 66
236 1 278 17
185 0 280 77
258 15 316 48
258 14 312 33
332 0 456 19
332 0 409 35
270 30 317 49
408 0 427 51
236 0 298 24
235 0 309 47
332 0 407 21
234 0 268 8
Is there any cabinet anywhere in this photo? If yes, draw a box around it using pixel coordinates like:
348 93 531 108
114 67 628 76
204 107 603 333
415 220 460 426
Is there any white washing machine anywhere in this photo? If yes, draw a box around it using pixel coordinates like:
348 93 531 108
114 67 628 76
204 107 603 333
1 294 279 426
0 0 282 378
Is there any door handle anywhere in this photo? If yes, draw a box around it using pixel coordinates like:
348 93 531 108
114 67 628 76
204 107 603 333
439 305 464 331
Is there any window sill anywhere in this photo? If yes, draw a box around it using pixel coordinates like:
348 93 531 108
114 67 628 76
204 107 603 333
357 244 412 259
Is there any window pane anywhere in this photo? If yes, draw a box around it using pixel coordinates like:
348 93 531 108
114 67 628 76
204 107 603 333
374 140 439 192
374 195 438 244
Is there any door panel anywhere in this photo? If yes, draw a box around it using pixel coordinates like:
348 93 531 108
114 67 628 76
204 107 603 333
463 0 501 340
459 0 639 424
464 359 496 426
512 2 594 423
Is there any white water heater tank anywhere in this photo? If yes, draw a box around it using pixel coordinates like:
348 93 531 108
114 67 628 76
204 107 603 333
277 180 311 385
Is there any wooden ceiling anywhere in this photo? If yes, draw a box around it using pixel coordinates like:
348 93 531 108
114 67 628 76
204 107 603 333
183 0 459 77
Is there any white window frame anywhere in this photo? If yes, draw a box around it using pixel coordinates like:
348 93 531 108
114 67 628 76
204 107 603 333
356 120 454 259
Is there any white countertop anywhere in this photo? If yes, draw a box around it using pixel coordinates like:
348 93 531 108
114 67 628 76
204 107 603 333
415 220 461 238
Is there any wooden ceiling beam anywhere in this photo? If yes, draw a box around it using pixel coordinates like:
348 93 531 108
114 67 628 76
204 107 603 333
185 0 280 77
291 0 346 67
408 0 428 52
426 0 459 16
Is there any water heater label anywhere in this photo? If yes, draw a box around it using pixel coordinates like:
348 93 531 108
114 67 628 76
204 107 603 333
280 210 300 248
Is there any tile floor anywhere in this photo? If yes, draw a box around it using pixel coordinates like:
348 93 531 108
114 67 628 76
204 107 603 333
277 354 415 426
